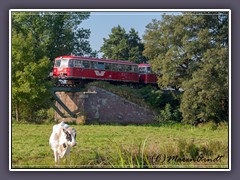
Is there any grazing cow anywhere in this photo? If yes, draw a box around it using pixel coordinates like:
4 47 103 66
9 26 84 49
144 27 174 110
49 121 77 164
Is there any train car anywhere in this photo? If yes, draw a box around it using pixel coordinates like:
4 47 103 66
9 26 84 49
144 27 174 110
52 55 139 84
138 64 158 84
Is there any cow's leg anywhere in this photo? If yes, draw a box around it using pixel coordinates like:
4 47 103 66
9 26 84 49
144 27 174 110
62 148 71 165
66 147 71 164
54 150 60 165
66 153 70 165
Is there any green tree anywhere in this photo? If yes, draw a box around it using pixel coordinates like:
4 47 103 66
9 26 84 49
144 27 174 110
12 11 93 60
11 11 94 122
127 28 146 62
12 31 52 122
100 25 146 63
143 12 229 124
180 48 228 124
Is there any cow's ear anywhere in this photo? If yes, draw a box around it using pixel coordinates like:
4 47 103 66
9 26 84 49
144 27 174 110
73 128 77 137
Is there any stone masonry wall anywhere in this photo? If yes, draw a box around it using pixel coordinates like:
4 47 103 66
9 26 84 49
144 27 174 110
55 86 156 124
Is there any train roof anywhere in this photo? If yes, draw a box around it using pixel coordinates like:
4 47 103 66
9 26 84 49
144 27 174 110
138 63 151 67
55 55 138 65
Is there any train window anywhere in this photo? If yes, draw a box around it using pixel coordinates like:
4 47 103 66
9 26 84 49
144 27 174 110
54 60 61 67
75 60 82 67
146 67 152 73
132 65 138 73
105 63 111 70
82 60 90 68
89 61 97 69
68 60 74 67
112 64 118 71
139 67 146 73
59 59 69 67
117 64 124 72
122 65 127 72
125 65 131 72
97 62 105 70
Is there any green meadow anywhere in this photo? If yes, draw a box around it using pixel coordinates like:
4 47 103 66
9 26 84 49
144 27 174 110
11 122 229 169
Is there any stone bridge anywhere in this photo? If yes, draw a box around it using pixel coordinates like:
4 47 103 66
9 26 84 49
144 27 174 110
54 86 156 124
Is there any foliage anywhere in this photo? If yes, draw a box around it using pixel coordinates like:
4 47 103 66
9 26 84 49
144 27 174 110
155 103 182 123
100 25 146 63
180 48 228 124
12 30 53 122
12 11 94 60
11 11 95 122
143 12 229 124
138 86 182 122
138 85 181 109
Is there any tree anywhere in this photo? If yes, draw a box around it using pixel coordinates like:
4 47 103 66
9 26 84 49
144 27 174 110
12 11 94 60
180 48 228 124
11 11 94 122
143 12 229 123
100 25 146 63
12 30 52 122
127 28 146 62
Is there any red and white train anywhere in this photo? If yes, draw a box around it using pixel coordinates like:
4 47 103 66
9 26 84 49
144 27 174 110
51 55 158 85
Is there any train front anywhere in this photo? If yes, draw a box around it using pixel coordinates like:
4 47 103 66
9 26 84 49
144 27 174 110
51 56 75 84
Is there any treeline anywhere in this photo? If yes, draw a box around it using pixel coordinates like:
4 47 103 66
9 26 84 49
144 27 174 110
11 11 229 124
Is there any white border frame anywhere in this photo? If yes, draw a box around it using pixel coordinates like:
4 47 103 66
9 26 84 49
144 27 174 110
9 9 231 172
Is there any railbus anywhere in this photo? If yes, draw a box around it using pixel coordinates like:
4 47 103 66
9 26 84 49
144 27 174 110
51 55 157 86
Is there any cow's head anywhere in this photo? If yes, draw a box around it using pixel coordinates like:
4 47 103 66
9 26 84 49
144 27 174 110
62 127 77 147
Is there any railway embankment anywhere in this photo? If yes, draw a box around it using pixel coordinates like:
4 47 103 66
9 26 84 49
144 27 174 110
54 84 157 124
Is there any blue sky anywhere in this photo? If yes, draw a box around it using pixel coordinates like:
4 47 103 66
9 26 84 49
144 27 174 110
80 11 166 57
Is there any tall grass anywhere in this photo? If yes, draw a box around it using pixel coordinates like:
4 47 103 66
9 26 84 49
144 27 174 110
11 123 228 169
106 137 151 168
97 137 228 169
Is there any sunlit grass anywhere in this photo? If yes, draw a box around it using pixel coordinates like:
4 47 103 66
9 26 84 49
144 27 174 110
11 122 229 169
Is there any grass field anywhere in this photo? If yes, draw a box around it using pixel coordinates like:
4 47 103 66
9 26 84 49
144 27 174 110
11 122 229 169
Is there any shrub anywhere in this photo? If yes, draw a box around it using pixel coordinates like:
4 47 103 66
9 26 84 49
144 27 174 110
155 103 182 123
35 109 48 124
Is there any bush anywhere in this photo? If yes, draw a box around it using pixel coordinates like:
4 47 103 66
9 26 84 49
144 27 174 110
35 109 48 124
139 86 182 114
155 103 182 123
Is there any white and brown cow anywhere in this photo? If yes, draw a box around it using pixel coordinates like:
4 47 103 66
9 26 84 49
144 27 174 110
49 121 77 164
